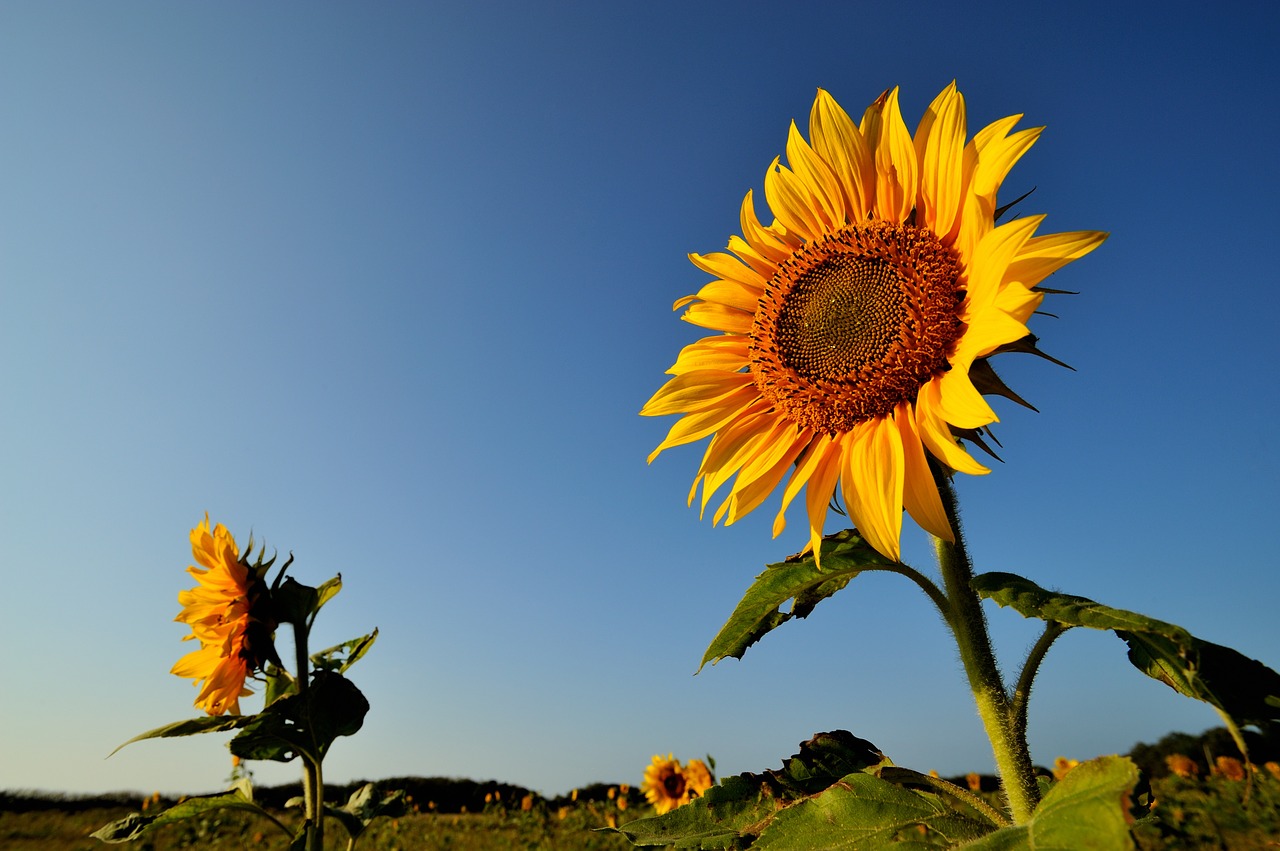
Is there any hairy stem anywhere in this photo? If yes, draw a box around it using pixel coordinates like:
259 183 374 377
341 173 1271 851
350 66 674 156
932 468 1039 823
1011 621 1069 748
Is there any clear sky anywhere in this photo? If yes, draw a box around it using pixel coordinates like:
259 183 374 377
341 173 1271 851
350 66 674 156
2 1 1278 798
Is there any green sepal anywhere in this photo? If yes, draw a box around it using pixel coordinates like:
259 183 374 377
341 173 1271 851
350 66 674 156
230 670 369 764
752 771 994 849
272 576 320 627
311 628 378 674
959 755 1139 850
108 714 258 757
91 778 288 843
700 531 897 672
607 731 886 848
325 782 408 841
973 572 1280 753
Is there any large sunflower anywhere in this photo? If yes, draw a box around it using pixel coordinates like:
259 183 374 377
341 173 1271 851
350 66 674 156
642 82 1105 561
171 515 277 715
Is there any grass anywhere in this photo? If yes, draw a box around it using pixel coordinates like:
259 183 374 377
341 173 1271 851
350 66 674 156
5 766 1280 850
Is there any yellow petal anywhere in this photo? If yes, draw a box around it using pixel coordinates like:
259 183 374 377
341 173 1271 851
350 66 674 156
764 157 823 241
865 87 918 224
916 382 990 476
641 370 754 417
966 215 1044 316
915 82 966 239
726 423 809 524
680 301 755 334
772 431 831 537
971 118 1041 205
647 386 760 462
786 120 844 229
934 365 998 430
688 278 761 313
739 190 795 266
1005 230 1109 289
666 336 751 376
803 436 845 568
896 402 953 542
809 89 873 221
690 250 767 289
840 421 904 562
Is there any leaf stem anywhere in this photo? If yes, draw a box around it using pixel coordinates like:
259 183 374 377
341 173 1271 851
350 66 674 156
931 467 1039 824
865 563 950 622
1010 621 1069 748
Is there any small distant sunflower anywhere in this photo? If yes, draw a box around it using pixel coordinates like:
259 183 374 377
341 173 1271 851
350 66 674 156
642 83 1106 561
642 754 714 814
170 515 278 715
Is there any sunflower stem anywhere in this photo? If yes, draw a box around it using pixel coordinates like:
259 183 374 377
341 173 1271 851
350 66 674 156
931 468 1039 824
293 621 324 851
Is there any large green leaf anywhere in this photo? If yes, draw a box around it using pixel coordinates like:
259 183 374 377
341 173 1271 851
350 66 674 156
960 755 1138 850
973 572 1280 740
91 778 288 843
700 531 898 671
754 772 992 850
230 670 369 764
609 731 886 849
109 714 258 756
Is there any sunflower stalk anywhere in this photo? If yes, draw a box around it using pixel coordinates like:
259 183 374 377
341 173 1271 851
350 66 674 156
932 469 1039 824
292 617 324 851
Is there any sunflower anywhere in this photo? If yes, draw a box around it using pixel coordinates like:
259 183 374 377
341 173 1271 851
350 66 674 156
642 82 1106 561
170 515 277 715
641 754 714 814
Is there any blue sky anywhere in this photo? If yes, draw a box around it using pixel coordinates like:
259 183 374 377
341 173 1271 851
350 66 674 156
2 2 1278 797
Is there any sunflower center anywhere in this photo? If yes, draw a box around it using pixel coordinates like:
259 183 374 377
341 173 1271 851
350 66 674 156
775 255 905 377
749 221 964 434
663 774 686 798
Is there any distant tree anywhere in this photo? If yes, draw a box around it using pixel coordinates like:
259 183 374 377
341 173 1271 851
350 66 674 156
1127 727 1280 779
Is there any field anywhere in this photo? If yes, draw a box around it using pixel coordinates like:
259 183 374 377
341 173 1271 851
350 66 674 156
4 766 1280 850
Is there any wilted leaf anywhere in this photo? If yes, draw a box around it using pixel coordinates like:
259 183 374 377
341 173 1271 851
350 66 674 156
311 628 378 674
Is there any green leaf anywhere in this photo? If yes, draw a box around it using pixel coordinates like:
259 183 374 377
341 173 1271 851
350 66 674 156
960 755 1138 850
109 714 258 756
312 574 342 618
973 572 1280 750
263 662 297 706
230 670 369 764
311 628 378 674
607 731 886 849
754 773 992 850
91 779 288 843
325 783 408 841
700 531 898 671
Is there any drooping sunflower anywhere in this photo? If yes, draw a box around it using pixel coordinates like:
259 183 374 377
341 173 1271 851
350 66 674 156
641 754 714 814
642 82 1106 561
171 515 278 715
